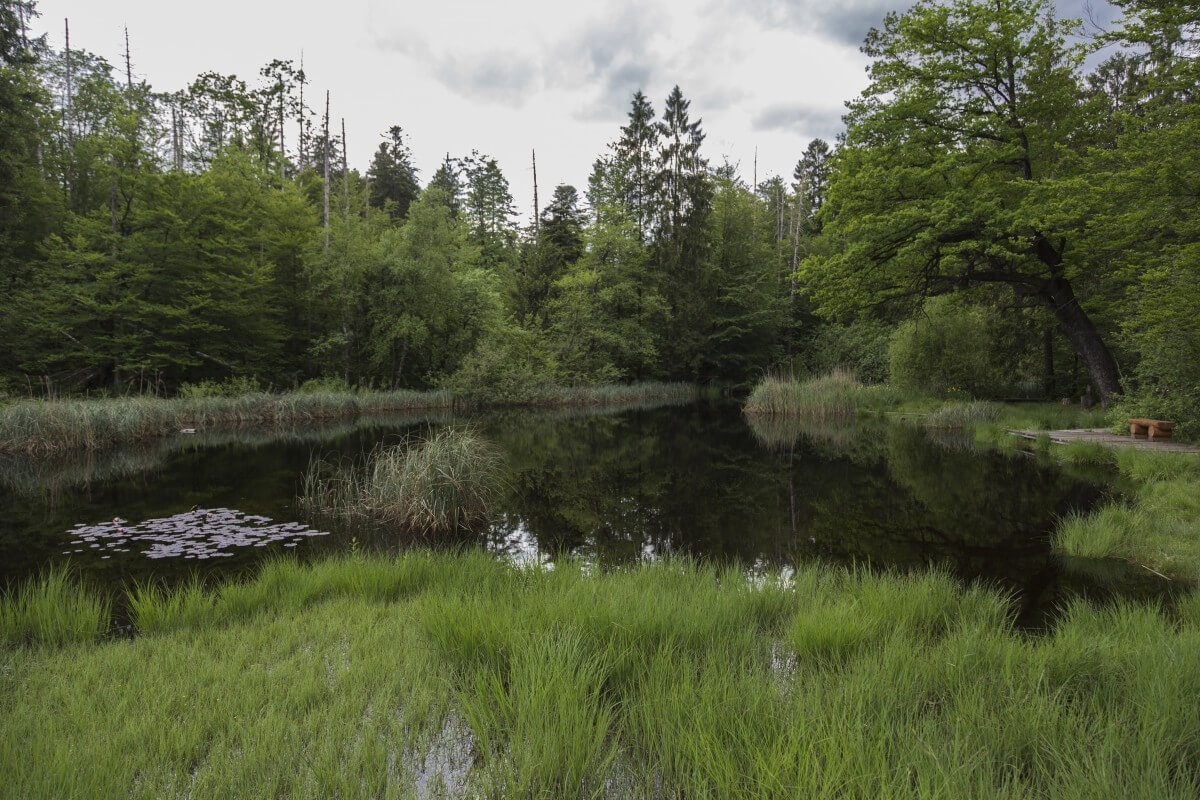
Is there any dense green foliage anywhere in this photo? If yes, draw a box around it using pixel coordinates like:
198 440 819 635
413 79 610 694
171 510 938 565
5 553 1200 796
0 0 1196 433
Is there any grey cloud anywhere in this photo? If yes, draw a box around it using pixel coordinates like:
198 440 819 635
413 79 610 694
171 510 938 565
371 1 661 114
752 103 844 136
432 52 541 105
738 0 1121 47
554 6 661 120
738 0 901 47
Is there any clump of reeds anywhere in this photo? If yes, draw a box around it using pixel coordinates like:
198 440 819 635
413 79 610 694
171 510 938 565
0 567 109 646
744 368 866 419
300 427 503 535
921 400 1001 429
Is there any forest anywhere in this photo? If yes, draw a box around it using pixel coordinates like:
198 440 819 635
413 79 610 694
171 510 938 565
0 0 1197 427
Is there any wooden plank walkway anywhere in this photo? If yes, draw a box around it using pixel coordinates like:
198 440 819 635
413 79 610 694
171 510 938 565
1007 428 1200 453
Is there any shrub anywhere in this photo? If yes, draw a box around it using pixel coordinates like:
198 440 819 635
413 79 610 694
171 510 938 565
296 376 351 394
805 319 894 385
177 375 262 399
888 296 998 398
444 327 558 405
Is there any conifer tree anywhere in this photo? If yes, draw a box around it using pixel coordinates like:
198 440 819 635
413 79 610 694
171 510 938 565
366 124 420 220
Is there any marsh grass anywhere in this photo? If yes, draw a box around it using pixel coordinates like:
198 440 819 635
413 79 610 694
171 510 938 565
300 428 503 535
920 400 1002 429
0 389 458 455
0 567 109 646
0 382 695 456
539 382 695 407
745 369 883 419
6 555 1200 798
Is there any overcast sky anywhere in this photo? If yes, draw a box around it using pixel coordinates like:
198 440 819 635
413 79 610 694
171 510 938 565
33 0 1120 220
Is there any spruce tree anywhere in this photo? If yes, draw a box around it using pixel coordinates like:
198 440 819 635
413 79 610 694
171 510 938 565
366 125 420 220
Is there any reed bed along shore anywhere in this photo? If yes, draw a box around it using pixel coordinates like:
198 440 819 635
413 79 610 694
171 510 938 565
3 553 1200 798
300 428 503 535
0 382 694 456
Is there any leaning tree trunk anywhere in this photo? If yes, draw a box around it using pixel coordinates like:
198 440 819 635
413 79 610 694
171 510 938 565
1040 276 1122 403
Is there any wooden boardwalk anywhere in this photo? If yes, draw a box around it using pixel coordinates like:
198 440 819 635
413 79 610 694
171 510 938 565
1007 428 1200 453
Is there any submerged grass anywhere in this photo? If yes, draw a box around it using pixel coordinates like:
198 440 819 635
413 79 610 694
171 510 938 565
5 554 1200 797
300 428 503 535
0 382 696 456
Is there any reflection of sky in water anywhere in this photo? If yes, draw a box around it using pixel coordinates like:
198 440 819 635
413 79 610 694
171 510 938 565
487 520 551 564
63 508 329 561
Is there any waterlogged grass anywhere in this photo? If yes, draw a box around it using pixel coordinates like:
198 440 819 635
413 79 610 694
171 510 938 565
744 369 905 419
301 428 503 535
1055 449 1200 581
0 382 696 455
4 554 1200 797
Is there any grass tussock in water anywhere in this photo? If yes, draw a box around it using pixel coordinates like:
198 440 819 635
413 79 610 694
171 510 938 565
300 428 503 535
920 400 1001 429
744 369 888 419
5 554 1200 798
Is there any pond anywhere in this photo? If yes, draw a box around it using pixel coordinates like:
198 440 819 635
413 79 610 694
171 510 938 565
0 401 1166 625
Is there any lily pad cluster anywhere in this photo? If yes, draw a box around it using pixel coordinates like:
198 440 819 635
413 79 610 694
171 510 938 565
62 508 328 561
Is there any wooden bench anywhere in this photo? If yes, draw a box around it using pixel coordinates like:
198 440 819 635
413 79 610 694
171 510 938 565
1129 418 1175 440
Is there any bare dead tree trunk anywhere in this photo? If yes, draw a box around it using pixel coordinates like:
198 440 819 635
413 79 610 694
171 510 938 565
297 51 306 169
278 89 285 180
753 146 757 192
124 26 133 89
322 90 330 251
341 117 349 213
171 104 181 170
64 19 73 150
531 149 539 241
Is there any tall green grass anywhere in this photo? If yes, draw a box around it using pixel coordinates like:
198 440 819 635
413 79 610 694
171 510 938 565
744 369 904 419
301 428 503 535
0 567 109 646
920 400 1002 429
5 554 1200 797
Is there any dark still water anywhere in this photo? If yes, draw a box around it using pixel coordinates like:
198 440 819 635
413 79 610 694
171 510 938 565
0 402 1161 622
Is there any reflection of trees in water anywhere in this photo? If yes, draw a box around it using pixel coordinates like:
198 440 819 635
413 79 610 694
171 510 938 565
490 405 1163 623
